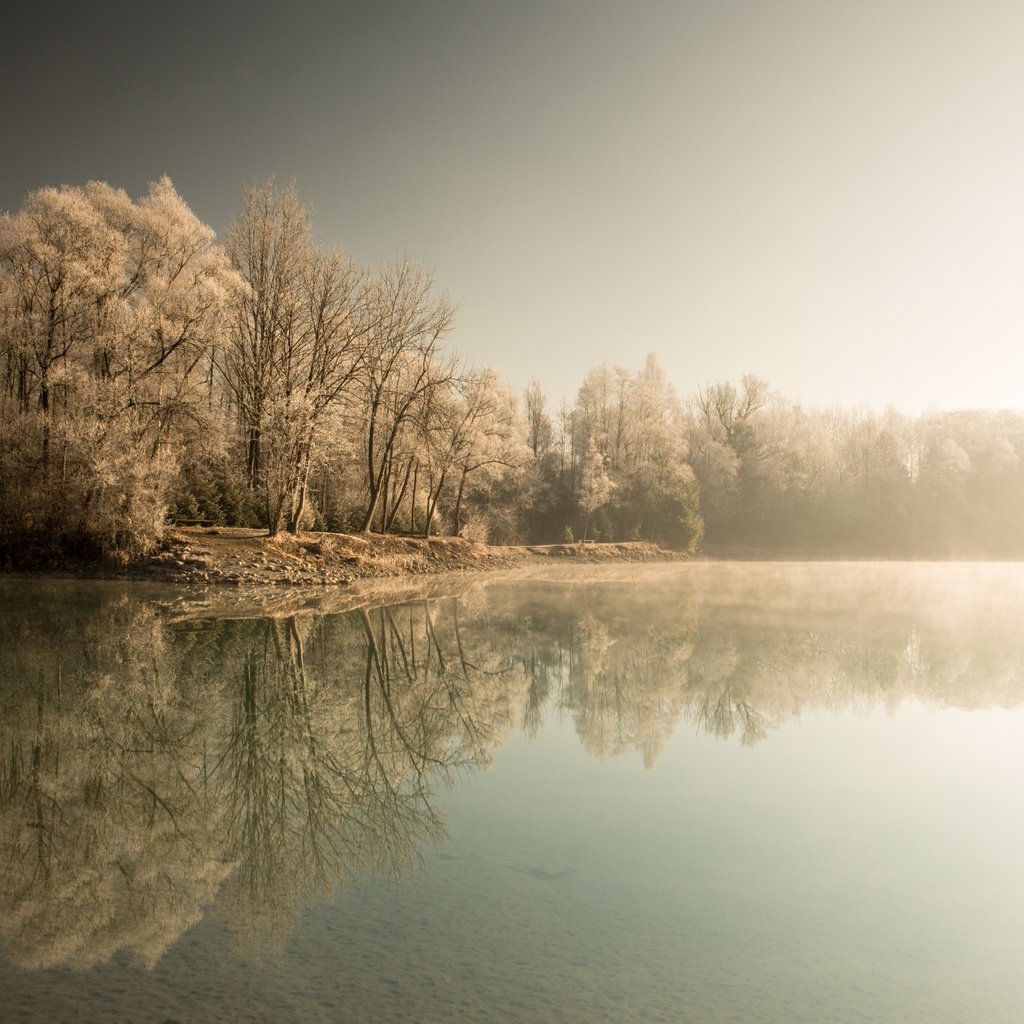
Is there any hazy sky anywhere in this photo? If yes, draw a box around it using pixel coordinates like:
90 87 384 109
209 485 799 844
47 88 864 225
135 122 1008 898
4 0 1024 413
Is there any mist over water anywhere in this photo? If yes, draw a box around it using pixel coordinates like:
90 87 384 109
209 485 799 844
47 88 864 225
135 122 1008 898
1 564 1022 1023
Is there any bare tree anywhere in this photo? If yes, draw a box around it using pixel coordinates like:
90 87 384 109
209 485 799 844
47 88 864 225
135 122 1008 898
523 377 552 459
694 374 771 453
221 182 369 533
418 369 524 537
221 182 310 495
356 258 456 533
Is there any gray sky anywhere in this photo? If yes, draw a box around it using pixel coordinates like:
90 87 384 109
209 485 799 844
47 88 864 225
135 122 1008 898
4 0 1024 412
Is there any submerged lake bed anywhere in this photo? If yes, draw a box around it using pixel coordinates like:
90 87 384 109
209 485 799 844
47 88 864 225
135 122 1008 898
0 563 1022 1023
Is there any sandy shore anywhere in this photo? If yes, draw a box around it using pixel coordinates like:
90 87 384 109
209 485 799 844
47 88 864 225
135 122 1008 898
99 527 688 588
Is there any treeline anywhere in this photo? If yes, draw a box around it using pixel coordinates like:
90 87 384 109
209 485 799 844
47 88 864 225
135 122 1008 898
0 179 522 563
1 178 1023 563
684 375 1024 556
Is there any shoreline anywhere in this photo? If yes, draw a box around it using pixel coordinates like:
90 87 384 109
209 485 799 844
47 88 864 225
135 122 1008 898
1 527 686 588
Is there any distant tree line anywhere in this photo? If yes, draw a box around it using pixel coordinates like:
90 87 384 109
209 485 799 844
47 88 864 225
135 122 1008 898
684 374 1024 557
2 178 1023 563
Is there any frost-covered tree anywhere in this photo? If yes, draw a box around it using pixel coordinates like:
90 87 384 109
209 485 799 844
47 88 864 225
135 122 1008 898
0 179 233 561
578 439 613 543
423 369 526 539
523 377 553 459
221 182 369 534
355 258 456 532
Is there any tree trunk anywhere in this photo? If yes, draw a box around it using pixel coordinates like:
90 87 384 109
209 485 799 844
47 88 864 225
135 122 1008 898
379 461 392 534
246 426 262 491
424 469 447 538
267 485 287 536
39 364 50 468
453 469 468 537
360 453 391 533
410 461 419 534
384 458 414 533
288 488 305 534
359 495 378 533
287 471 307 534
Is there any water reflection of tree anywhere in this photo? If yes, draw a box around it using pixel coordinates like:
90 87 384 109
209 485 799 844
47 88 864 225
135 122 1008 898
212 606 507 952
0 593 230 970
489 587 701 764
1 574 1022 970
0 592 528 969
490 578 1024 757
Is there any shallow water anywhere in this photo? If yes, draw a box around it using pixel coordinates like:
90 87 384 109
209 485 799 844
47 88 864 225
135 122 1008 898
0 563 1022 1023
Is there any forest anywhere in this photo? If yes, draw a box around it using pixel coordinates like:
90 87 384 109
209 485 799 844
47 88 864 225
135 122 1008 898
2 177 1024 564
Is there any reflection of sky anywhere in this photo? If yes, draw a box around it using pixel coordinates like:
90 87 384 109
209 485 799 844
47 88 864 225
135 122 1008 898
435 700 1024 1023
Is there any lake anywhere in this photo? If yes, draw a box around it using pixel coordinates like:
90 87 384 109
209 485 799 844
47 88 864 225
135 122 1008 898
0 563 1022 1023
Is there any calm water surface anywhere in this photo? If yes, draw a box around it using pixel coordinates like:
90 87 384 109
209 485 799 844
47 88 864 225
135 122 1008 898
0 563 1022 1023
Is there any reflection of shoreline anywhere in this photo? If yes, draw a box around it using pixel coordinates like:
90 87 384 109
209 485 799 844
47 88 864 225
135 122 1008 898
1 567 1022 971
5 558 1016 623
